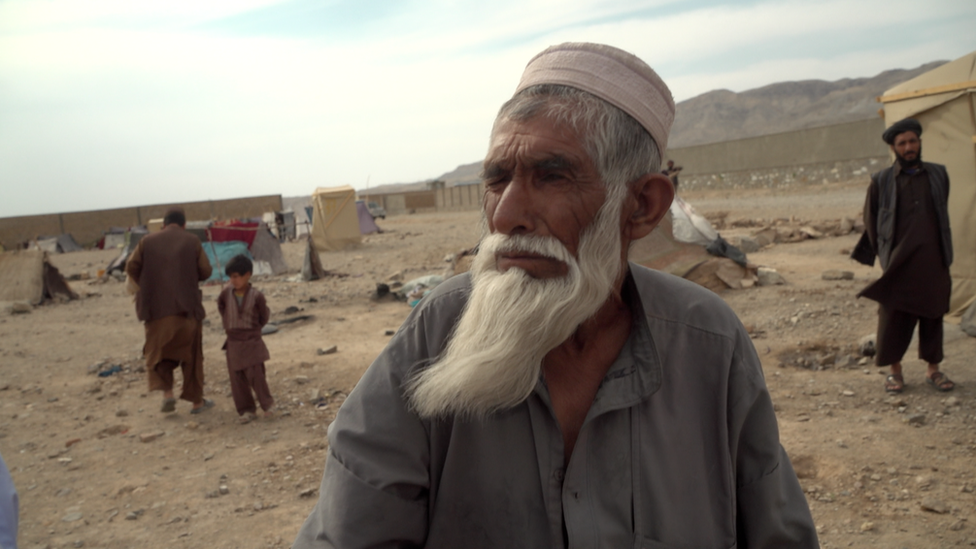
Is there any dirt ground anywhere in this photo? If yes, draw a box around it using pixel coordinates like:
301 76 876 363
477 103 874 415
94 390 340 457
1 179 973 549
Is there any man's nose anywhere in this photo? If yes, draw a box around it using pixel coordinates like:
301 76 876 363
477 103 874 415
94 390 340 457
490 178 537 236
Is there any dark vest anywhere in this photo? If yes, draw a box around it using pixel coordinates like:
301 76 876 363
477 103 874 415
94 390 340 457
872 161 952 270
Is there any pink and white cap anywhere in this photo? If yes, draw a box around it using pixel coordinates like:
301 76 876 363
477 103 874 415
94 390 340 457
515 42 675 155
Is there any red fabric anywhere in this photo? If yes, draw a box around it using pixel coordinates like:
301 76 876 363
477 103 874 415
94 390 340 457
208 221 259 248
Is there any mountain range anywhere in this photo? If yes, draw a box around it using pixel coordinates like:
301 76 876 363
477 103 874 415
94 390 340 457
363 60 946 194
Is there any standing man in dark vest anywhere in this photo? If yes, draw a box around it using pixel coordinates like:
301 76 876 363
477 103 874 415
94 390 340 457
859 118 954 393
127 207 216 413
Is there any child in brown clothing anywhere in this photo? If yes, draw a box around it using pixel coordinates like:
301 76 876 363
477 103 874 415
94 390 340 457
217 254 274 424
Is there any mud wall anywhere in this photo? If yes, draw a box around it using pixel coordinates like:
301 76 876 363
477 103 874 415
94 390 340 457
0 195 282 249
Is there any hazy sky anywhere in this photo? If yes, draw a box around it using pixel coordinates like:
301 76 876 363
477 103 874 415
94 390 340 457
1 0 974 217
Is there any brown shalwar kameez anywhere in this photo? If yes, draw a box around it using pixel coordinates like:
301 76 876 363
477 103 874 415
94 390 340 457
217 284 274 415
143 315 205 403
126 224 213 402
859 163 951 366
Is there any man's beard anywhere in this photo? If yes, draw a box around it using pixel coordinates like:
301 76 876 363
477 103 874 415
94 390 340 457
405 192 626 420
896 144 922 168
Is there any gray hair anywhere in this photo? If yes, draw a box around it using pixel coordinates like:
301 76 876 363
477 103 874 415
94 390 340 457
491 84 662 192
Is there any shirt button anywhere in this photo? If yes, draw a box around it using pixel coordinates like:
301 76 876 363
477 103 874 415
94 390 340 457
553 469 564 482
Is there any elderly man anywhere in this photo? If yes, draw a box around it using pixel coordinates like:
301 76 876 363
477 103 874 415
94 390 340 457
126 207 215 414
294 43 817 548
858 118 954 393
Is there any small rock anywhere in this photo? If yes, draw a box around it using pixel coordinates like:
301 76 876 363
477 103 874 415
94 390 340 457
219 485 230 495
204 490 219 499
800 226 823 239
9 301 31 314
203 453 215 461
732 236 761 253
62 512 83 522
185 421 199 430
65 438 82 448
858 334 876 357
857 357 870 366
293 375 309 385
915 475 933 488
316 345 338 355
299 488 316 498
839 217 854 234
920 498 948 514
841 390 855 397
115 410 129 417
125 512 138 520
906 414 926 426
756 267 785 286
949 520 966 531
944 396 960 407
139 431 164 443
283 306 300 314
253 501 264 511
383 329 396 336
860 521 874 532
822 270 854 281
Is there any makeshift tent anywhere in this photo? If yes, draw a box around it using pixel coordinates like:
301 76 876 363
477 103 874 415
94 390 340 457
0 250 78 305
249 223 289 275
879 50 976 318
310 186 361 252
106 228 148 274
355 200 380 235
35 234 84 253
202 241 252 283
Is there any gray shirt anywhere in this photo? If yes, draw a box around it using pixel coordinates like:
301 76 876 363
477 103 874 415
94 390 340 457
294 264 817 549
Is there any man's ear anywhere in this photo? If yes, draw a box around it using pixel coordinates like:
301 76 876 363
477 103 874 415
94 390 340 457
623 173 674 242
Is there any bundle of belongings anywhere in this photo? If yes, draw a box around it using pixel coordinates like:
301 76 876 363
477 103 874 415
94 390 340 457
630 196 757 291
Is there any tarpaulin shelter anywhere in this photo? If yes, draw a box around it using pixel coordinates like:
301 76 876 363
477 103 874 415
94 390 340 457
310 186 361 252
355 200 380 235
0 250 78 305
879 50 976 318
36 234 84 253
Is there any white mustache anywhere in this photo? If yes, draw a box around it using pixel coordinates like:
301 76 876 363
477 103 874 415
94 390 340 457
478 233 576 269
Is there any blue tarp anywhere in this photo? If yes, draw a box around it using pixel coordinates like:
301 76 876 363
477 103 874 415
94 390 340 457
202 241 252 283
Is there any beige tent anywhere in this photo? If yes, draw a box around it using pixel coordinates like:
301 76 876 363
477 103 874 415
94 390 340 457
310 186 361 252
879 51 976 319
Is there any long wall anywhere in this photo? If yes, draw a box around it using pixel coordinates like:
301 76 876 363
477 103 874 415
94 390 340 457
0 195 282 249
436 184 483 211
666 118 890 191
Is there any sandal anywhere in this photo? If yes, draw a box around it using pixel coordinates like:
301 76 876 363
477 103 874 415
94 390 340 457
160 397 177 413
884 374 904 394
190 398 215 414
926 371 955 392
238 412 257 424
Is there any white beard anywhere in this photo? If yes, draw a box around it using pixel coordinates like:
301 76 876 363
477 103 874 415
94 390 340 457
405 192 626 420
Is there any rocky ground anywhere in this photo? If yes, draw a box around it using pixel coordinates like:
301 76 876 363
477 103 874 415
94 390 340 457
1 179 973 548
